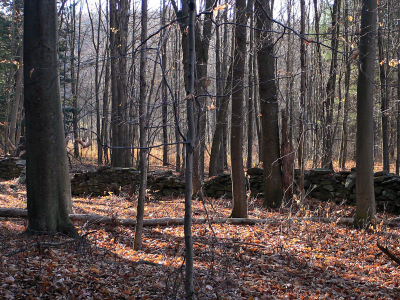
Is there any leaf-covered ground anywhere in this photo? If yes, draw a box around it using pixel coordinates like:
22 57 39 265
0 178 400 299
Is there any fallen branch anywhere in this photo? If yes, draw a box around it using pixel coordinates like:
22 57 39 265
377 242 400 266
0 208 398 227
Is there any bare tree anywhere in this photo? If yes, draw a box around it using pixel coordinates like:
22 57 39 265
230 0 248 218
110 0 130 167
24 0 77 237
354 0 377 227
378 3 389 172
339 0 352 170
134 0 148 251
256 0 284 208
297 0 307 202
184 0 196 296
322 0 341 169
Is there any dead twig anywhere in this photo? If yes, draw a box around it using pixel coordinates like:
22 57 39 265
377 242 400 266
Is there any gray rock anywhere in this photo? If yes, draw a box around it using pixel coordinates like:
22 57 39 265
345 173 356 190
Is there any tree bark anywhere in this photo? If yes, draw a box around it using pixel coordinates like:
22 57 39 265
24 0 77 237
339 0 351 170
161 0 168 167
397 12 400 175
209 16 233 177
110 0 130 167
322 0 341 169
9 45 23 149
185 0 196 296
70 2 80 159
256 0 284 208
247 12 254 170
298 0 307 202
4 0 17 155
378 5 389 172
281 110 294 203
209 60 233 177
354 0 377 228
192 0 213 199
86 0 103 165
134 0 148 251
230 0 248 218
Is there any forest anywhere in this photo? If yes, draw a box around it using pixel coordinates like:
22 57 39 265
1 0 400 298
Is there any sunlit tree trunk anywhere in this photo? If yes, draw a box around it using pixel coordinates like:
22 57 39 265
110 0 129 167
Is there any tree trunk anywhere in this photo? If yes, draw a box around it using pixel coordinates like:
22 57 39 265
9 45 23 149
298 0 307 202
70 3 79 159
230 0 248 218
110 0 129 167
322 0 341 169
185 0 196 296
247 12 254 170
378 5 389 172
134 0 148 251
281 110 294 203
397 14 400 175
24 0 77 237
4 0 17 155
354 0 377 228
161 0 168 166
256 0 284 208
86 0 102 165
192 0 213 199
209 17 233 177
174 30 181 173
339 0 351 170
209 60 233 177
102 47 110 165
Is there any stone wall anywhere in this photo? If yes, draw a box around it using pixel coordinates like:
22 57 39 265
71 168 185 197
1 157 400 212
239 168 400 213
0 157 25 180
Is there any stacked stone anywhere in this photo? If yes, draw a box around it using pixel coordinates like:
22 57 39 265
305 168 352 203
247 168 264 198
70 168 188 197
373 170 400 212
204 173 233 198
71 167 140 196
0 157 25 180
148 171 185 196
305 169 400 213
2 156 400 212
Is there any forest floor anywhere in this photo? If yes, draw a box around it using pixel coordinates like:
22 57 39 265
0 178 400 299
